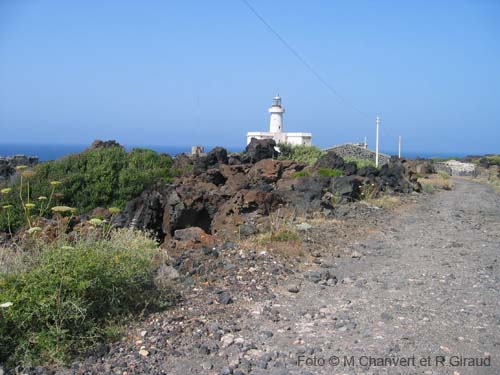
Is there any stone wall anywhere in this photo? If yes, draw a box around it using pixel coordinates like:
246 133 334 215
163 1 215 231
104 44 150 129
325 143 391 166
434 160 476 176
0 155 39 183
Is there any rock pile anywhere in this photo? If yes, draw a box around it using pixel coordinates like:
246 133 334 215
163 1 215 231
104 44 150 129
114 147 421 242
325 143 391 166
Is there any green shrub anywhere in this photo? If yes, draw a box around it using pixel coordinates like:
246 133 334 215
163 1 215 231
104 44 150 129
422 183 436 193
0 229 171 366
292 170 311 178
343 156 377 169
317 168 344 177
0 146 174 231
272 229 300 242
437 171 450 180
486 155 500 166
277 144 324 165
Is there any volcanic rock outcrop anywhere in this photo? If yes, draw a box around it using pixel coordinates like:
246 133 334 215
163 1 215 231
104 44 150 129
114 147 421 242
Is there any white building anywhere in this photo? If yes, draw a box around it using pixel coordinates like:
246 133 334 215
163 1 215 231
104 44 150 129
246 95 312 146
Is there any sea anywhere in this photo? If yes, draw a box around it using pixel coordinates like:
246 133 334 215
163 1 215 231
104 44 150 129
0 143 472 162
0 144 242 162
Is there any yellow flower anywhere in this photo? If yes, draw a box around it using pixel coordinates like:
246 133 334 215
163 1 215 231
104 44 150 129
108 207 121 215
38 196 48 201
15 165 27 171
51 206 76 214
89 218 103 226
61 245 74 250
1 188 11 195
21 170 36 179
2 205 13 210
27 227 42 234
25 203 36 209
50 181 61 187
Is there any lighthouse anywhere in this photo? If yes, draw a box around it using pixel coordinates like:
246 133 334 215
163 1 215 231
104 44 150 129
246 95 312 146
269 94 285 133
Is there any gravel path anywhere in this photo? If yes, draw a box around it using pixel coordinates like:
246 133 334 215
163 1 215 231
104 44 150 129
258 178 499 375
253 178 500 375
74 178 500 375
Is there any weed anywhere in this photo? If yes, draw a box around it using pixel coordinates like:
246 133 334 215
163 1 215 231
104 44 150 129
317 168 344 177
292 170 311 178
343 156 377 169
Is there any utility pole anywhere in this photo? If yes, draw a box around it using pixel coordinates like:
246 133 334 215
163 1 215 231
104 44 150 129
398 136 402 159
375 116 380 167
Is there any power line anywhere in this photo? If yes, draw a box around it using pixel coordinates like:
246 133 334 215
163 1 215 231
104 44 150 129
240 0 371 119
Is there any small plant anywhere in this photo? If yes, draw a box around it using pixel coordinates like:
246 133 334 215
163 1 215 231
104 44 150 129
437 171 450 180
359 183 379 200
1 188 14 237
271 229 300 242
343 156 377 169
317 168 344 177
292 170 311 178
422 182 436 193
0 169 62 234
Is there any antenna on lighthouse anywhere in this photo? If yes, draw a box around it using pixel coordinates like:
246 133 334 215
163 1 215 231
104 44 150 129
398 136 402 159
375 116 380 167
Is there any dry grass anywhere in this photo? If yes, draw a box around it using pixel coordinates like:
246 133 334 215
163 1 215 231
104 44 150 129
484 167 500 192
251 232 304 259
470 166 500 195
363 195 401 209
418 174 454 193
237 207 307 259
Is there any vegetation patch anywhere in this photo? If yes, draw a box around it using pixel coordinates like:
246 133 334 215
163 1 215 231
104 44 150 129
317 168 344 177
0 146 174 231
0 229 172 367
292 170 311 178
418 174 454 193
343 156 377 169
277 144 324 165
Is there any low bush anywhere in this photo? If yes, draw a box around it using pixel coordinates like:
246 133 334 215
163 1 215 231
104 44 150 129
343 156 377 169
292 170 311 178
277 144 324 165
437 171 450 180
271 229 300 242
0 229 172 366
317 168 344 177
0 146 174 231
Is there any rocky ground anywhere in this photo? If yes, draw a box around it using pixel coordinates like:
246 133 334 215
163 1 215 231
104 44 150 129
0 155 38 183
32 178 498 375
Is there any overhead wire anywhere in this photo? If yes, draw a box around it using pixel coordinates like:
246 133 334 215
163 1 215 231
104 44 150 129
240 0 372 119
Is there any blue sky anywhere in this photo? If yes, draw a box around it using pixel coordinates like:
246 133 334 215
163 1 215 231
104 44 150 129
0 0 499 154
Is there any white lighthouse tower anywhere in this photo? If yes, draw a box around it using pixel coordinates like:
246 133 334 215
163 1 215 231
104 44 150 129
246 95 312 146
269 94 285 133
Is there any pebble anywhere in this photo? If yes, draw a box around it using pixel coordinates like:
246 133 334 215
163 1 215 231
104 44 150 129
221 334 235 348
217 291 234 305
351 250 363 258
262 330 274 338
138 349 149 357
287 285 300 293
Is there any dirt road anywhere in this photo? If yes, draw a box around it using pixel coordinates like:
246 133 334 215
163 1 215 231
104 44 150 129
78 178 500 375
246 178 500 375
